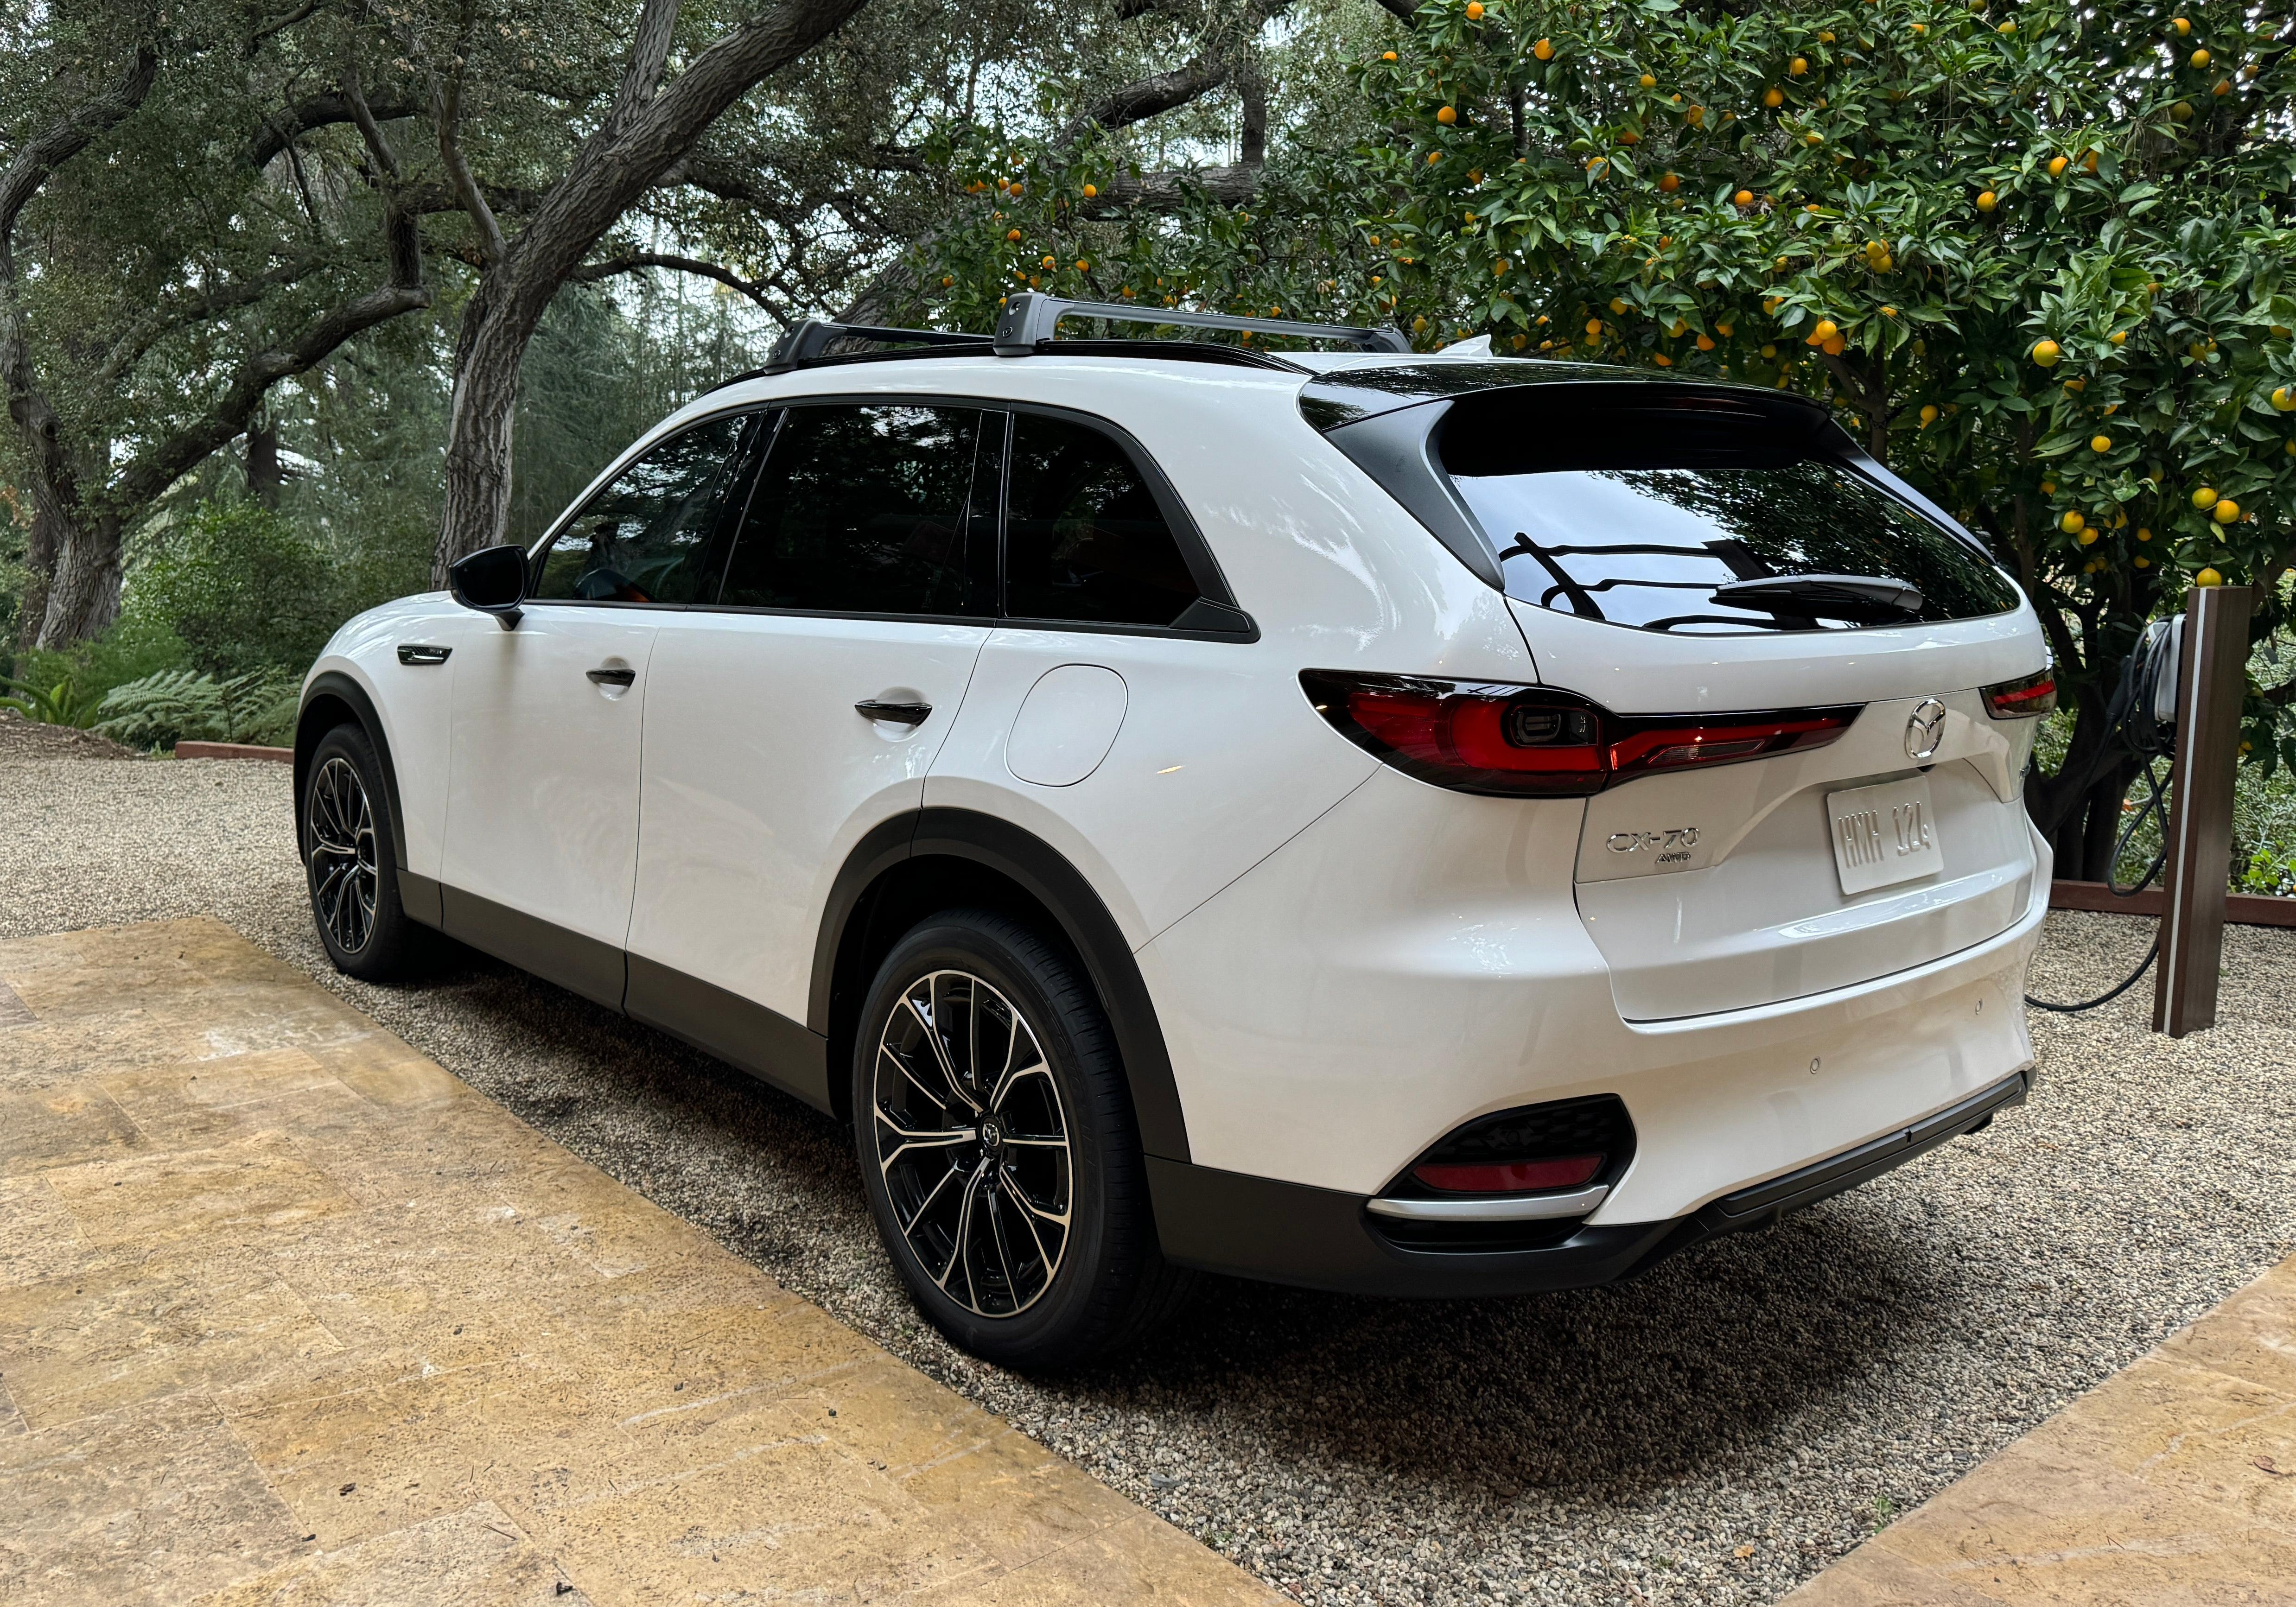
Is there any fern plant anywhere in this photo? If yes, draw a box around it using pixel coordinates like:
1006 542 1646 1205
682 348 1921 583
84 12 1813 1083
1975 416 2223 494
94 668 298 750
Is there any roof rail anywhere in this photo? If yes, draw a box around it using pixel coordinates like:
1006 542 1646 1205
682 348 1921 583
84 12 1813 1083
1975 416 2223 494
761 319 986 375
993 292 1410 356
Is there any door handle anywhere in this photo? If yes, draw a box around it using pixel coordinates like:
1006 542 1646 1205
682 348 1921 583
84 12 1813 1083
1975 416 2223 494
397 644 452 666
854 699 932 726
587 666 637 687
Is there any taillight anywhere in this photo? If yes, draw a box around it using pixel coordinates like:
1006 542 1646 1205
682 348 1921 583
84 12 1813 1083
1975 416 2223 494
1301 671 1858 796
1982 667 2057 719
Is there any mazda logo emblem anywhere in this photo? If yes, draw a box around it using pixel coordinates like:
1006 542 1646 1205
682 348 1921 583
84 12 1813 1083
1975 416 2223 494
1904 698 1948 762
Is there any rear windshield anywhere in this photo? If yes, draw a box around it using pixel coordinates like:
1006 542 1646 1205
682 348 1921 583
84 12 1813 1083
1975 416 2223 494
1437 388 2019 634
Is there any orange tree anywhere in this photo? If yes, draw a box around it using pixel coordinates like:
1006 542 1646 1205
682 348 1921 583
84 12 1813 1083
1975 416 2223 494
915 0 2296 878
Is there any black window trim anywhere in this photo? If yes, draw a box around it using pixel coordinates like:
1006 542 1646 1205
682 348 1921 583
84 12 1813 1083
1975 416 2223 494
520 402 776 612
691 391 1259 643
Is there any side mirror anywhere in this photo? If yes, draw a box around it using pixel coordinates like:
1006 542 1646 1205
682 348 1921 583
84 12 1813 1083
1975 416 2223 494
449 544 528 629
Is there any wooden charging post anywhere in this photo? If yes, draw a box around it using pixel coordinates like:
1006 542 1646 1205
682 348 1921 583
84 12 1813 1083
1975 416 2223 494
2153 583 2254 1037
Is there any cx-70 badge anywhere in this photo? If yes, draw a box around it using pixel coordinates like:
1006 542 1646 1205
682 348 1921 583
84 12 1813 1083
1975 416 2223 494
1609 826 1701 865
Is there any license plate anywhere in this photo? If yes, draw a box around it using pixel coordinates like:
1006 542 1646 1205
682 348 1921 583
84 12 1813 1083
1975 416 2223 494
1828 777 1943 896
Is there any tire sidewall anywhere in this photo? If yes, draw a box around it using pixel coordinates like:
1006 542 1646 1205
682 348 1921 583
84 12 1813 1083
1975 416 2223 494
852 915 1125 1365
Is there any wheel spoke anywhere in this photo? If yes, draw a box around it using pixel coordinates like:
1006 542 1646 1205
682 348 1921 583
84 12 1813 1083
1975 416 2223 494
987 1019 1047 1112
986 1182 1021 1312
903 991 977 1113
899 1156 963 1237
880 1041 949 1113
997 1170 1058 1280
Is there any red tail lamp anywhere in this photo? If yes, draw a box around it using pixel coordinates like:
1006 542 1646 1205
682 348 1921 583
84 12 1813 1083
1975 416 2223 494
1302 671 1859 796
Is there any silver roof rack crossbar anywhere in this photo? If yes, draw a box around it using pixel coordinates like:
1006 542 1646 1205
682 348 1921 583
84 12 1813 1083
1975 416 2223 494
993 292 1410 357
762 319 986 374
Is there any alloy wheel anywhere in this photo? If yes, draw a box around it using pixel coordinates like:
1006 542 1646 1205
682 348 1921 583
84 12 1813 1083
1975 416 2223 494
871 969 1073 1318
307 756 379 956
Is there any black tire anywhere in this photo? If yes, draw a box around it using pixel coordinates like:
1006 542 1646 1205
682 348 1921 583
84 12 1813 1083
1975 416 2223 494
852 908 1193 1370
302 723 427 982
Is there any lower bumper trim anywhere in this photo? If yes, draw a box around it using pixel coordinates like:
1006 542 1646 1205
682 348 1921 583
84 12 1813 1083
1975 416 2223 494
1147 1070 2029 1298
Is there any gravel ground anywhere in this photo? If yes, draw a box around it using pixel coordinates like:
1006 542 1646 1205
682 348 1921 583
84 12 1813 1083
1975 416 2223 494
5 750 2293 1606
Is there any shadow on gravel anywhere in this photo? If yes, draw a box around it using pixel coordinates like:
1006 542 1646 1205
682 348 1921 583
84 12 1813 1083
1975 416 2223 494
392 941 1955 1514
1090 1214 1945 1504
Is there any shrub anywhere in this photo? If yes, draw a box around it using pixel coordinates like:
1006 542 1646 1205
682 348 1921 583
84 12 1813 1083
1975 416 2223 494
127 498 338 677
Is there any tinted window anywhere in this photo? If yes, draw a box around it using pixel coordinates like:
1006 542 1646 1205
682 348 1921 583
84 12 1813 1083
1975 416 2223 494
534 413 750 603
1004 413 1198 627
1440 392 2019 634
718 405 989 615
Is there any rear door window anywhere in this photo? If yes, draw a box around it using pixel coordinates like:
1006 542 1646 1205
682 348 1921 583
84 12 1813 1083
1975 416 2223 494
1438 390 2019 634
1003 412 1201 628
717 404 992 616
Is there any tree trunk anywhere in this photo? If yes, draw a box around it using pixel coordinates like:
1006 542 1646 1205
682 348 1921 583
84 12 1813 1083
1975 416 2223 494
245 419 285 507
428 0 877 586
34 510 123 648
434 278 541 579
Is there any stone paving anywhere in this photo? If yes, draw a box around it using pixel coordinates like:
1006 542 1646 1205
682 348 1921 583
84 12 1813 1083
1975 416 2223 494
1787 1249 2296 1605
0 918 1279 1606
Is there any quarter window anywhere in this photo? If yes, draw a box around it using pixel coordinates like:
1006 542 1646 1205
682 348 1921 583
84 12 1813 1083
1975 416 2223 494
532 412 751 604
1003 413 1199 628
717 404 991 616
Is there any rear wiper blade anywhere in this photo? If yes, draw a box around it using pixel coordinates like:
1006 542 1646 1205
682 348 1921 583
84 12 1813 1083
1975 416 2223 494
1710 573 1924 623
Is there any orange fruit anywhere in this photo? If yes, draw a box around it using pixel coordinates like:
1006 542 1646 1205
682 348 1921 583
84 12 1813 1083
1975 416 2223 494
1659 171 1681 192
1822 333 1846 355
1640 73 1657 89
1533 37 1554 60
1919 404 1939 424
1075 259 1090 271
1764 86 1784 107
2173 16 2191 35
2190 48 2210 68
2272 387 2296 412
1082 183 1098 198
1006 228 1023 241
2048 154 2068 177
2031 339 2061 367
2196 567 2223 586
2091 434 2112 452
2192 487 2218 508
1695 333 1716 351
2061 511 2086 534
1466 1 1483 17
2213 499 2239 524
1790 56 1809 75
1734 188 1755 205
1437 105 1458 124
1381 50 1398 61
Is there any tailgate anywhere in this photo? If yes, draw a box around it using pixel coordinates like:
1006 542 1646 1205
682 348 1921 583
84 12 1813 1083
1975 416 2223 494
1572 689 2040 1020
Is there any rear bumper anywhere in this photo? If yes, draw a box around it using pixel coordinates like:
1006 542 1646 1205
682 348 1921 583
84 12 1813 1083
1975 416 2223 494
1151 1069 2029 1296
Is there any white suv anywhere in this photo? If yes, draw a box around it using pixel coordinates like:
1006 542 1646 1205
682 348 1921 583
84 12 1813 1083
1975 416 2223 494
298 295 2054 1368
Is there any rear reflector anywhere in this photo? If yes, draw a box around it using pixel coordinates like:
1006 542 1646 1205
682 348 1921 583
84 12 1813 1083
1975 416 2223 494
1302 671 1858 797
1412 1155 1604 1194
1982 667 2058 719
